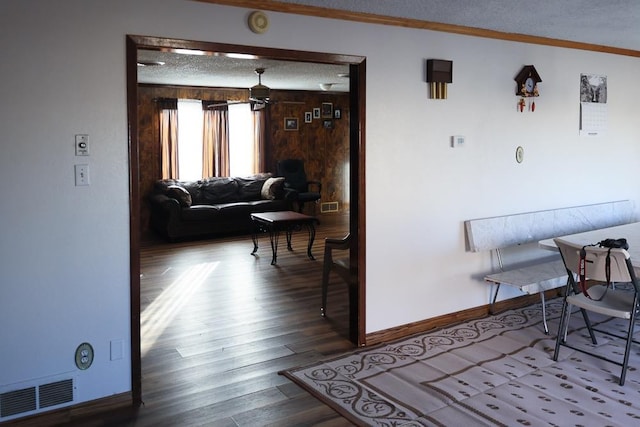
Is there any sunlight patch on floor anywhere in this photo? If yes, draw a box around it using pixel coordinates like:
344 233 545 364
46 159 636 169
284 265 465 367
141 261 218 357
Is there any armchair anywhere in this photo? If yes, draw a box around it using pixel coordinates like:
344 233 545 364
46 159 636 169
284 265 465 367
276 159 321 213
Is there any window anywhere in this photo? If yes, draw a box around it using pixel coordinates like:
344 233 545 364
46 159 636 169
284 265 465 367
177 99 203 181
228 103 254 176
175 99 256 180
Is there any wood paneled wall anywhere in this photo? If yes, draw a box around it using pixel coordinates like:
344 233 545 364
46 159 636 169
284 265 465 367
137 85 349 234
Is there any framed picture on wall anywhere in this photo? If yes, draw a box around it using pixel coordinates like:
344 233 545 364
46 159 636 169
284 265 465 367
334 108 342 119
284 117 298 131
323 119 333 129
313 107 320 119
304 112 312 123
321 102 333 118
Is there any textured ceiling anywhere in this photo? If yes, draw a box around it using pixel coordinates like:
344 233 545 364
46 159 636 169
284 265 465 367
137 50 351 92
279 0 640 51
138 1 640 91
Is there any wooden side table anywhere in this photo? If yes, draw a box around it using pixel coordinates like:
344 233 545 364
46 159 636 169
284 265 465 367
250 211 320 265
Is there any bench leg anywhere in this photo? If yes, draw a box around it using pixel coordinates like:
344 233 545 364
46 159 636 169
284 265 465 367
539 291 549 334
489 283 501 315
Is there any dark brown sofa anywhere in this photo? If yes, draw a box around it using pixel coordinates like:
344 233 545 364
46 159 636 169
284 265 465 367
149 173 292 241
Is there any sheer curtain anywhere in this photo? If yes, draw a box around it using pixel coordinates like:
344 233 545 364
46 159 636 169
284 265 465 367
158 98 178 179
202 101 230 178
252 108 266 173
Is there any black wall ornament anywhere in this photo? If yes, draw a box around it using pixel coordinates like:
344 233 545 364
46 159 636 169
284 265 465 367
426 59 453 99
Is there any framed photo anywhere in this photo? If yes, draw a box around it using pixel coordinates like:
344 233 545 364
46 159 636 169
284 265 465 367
284 117 298 131
323 119 333 129
313 107 320 119
321 102 333 118
334 108 342 119
304 111 312 123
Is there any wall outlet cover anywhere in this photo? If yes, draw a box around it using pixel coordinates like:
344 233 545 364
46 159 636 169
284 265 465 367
75 342 94 370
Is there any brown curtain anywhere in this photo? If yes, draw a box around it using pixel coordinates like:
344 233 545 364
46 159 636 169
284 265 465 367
252 108 265 173
158 98 179 179
202 101 230 178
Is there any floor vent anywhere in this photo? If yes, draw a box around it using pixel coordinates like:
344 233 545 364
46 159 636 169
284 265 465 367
1 377 74 420
39 379 73 408
320 201 339 213
0 387 36 417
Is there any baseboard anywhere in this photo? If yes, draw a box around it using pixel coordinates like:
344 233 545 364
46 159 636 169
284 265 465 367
365 290 560 346
1 392 132 426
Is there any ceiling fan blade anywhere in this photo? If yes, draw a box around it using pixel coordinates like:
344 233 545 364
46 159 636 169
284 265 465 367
205 100 251 108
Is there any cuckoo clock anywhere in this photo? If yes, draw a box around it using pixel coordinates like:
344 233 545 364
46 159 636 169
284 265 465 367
514 65 541 112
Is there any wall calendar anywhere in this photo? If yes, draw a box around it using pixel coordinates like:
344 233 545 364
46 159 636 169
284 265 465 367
579 74 607 136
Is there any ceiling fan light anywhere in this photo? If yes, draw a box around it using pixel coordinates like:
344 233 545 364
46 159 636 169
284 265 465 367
250 84 270 101
319 83 333 91
250 67 270 101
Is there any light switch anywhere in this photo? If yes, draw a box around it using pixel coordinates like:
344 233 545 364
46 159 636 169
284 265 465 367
75 164 90 186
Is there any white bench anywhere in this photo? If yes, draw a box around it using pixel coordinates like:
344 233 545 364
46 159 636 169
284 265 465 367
465 200 635 333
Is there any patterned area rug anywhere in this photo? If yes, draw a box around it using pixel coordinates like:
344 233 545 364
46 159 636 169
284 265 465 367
281 300 640 426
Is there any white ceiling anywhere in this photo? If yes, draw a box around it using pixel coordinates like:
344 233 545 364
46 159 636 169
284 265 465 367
138 1 640 91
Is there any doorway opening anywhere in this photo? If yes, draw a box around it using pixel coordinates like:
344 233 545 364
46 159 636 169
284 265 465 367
126 35 366 404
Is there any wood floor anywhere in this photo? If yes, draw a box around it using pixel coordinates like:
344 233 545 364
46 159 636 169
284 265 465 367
76 214 355 426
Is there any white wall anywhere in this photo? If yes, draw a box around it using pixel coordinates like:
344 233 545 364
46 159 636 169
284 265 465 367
1 0 639 411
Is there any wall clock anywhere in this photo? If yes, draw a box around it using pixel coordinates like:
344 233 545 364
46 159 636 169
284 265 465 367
515 65 541 97
515 65 541 112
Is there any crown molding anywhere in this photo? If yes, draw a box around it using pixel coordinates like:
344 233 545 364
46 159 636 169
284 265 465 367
195 0 640 58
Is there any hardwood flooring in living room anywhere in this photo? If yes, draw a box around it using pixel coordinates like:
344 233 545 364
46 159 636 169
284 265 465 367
81 214 353 426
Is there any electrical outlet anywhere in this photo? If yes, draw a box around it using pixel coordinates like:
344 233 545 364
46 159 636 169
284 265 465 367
75 342 94 370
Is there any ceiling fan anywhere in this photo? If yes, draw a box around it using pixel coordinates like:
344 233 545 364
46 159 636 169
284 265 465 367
207 68 303 110
249 67 270 102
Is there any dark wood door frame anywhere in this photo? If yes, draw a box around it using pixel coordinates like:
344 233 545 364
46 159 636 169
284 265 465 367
126 35 366 405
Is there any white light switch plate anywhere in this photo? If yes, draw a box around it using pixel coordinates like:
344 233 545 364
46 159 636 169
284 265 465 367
75 164 90 186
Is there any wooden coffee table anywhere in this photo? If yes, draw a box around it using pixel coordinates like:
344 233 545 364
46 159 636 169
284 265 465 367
250 211 320 265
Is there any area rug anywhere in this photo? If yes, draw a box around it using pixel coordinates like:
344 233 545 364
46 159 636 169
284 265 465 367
281 300 640 426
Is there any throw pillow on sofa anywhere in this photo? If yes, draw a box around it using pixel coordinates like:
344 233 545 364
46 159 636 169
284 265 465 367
166 185 192 207
261 177 285 200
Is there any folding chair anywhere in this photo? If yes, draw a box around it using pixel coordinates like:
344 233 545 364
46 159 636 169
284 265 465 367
553 238 640 385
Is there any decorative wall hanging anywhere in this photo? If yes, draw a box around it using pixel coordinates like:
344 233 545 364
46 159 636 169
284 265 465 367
426 59 453 99
321 102 333 118
284 117 298 131
579 74 608 136
514 65 541 112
